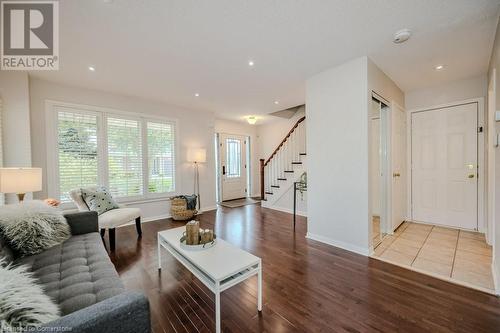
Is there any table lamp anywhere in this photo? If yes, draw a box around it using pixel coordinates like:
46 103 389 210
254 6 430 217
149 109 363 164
187 148 206 210
0 168 42 202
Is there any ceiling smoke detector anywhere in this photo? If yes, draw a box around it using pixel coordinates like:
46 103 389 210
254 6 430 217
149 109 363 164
393 29 411 44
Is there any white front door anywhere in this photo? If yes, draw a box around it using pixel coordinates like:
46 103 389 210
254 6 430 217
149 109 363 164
220 134 247 201
411 103 478 230
391 103 407 230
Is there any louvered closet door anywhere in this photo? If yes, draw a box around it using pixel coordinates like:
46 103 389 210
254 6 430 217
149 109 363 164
411 103 478 230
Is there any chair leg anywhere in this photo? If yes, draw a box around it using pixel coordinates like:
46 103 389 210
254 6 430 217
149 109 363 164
100 228 105 238
109 228 116 251
135 217 142 237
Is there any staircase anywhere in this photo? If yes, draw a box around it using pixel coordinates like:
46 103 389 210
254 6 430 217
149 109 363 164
260 116 306 208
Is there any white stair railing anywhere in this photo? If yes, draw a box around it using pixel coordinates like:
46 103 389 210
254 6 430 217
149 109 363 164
260 117 306 200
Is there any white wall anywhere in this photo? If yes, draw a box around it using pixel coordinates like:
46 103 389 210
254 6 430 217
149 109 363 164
306 56 370 255
0 72 33 203
29 78 217 220
405 74 487 111
214 119 260 197
257 107 305 159
488 17 500 294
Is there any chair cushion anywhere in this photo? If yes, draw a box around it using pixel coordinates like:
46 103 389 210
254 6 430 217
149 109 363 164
16 233 124 316
98 208 141 229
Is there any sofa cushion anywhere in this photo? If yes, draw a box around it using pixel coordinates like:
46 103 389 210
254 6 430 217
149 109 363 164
99 207 141 229
0 258 60 331
0 235 14 265
16 233 124 316
0 201 71 257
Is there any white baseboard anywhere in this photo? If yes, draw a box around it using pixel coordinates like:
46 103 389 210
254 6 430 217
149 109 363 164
142 214 171 223
306 232 369 256
260 205 307 217
201 205 217 212
492 257 500 296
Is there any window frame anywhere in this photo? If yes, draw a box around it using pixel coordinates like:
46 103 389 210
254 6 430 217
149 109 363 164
45 100 179 209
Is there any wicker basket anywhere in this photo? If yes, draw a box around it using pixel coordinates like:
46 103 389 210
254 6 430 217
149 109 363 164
170 197 197 221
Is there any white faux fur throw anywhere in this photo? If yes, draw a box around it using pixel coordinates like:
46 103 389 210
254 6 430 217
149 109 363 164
0 201 70 257
0 259 60 332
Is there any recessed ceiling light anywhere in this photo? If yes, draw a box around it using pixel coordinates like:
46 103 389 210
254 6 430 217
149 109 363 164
274 101 279 105
393 28 411 44
248 60 254 67
194 93 200 97
88 66 95 72
435 65 444 70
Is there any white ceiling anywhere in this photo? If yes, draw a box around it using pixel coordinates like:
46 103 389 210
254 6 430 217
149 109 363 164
30 0 500 122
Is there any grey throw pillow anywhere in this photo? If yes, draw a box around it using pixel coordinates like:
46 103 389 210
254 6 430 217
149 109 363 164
81 186 119 215
0 201 71 257
0 258 60 331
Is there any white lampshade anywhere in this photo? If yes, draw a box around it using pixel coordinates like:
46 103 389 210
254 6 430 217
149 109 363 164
0 168 42 194
187 148 206 163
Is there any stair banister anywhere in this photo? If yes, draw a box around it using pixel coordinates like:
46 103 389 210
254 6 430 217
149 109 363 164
260 116 306 199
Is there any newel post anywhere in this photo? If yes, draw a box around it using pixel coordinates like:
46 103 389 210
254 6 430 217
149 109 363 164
260 159 265 200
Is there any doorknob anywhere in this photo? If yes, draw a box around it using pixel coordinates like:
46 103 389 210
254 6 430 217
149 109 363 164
393 173 400 177
468 174 475 179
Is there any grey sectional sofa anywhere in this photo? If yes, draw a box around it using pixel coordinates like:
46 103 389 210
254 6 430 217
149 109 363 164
0 211 151 333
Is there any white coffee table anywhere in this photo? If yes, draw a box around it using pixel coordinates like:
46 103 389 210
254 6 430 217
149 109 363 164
157 227 262 333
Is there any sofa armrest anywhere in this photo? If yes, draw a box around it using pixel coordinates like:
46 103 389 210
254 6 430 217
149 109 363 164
40 292 150 333
64 211 99 235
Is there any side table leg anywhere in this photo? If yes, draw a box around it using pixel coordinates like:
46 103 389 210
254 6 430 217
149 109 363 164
157 235 162 270
258 261 262 312
215 281 221 333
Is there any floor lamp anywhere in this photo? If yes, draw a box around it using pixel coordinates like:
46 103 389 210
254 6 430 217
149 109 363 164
187 148 206 210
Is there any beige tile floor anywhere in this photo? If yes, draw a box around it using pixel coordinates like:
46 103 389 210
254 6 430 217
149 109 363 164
373 222 494 292
372 216 382 247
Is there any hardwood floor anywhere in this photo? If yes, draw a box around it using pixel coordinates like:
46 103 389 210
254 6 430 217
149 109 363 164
109 205 500 333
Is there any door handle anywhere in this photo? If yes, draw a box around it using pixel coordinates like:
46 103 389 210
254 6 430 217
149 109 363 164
393 173 400 177
222 166 226 175
468 174 475 179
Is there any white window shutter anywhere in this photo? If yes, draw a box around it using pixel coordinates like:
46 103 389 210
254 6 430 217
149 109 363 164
107 117 143 198
147 121 175 193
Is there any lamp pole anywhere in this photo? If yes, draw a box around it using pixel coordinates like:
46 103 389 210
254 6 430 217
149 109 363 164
194 162 201 210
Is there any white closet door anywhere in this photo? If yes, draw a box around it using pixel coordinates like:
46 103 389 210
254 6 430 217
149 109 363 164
411 103 478 230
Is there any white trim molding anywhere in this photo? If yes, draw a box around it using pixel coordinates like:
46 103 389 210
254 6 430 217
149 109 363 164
306 232 370 256
262 205 307 217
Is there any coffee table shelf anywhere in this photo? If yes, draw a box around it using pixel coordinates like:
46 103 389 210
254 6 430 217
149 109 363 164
157 227 262 333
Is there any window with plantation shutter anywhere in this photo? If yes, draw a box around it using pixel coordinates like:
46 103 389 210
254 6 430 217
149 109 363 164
147 121 175 193
107 117 143 198
50 102 177 204
57 110 99 202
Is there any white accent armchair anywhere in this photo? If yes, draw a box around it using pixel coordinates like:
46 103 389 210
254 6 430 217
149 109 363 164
69 187 142 251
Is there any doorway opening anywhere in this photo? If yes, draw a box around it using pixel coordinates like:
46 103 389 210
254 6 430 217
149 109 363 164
215 133 250 203
372 99 494 294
